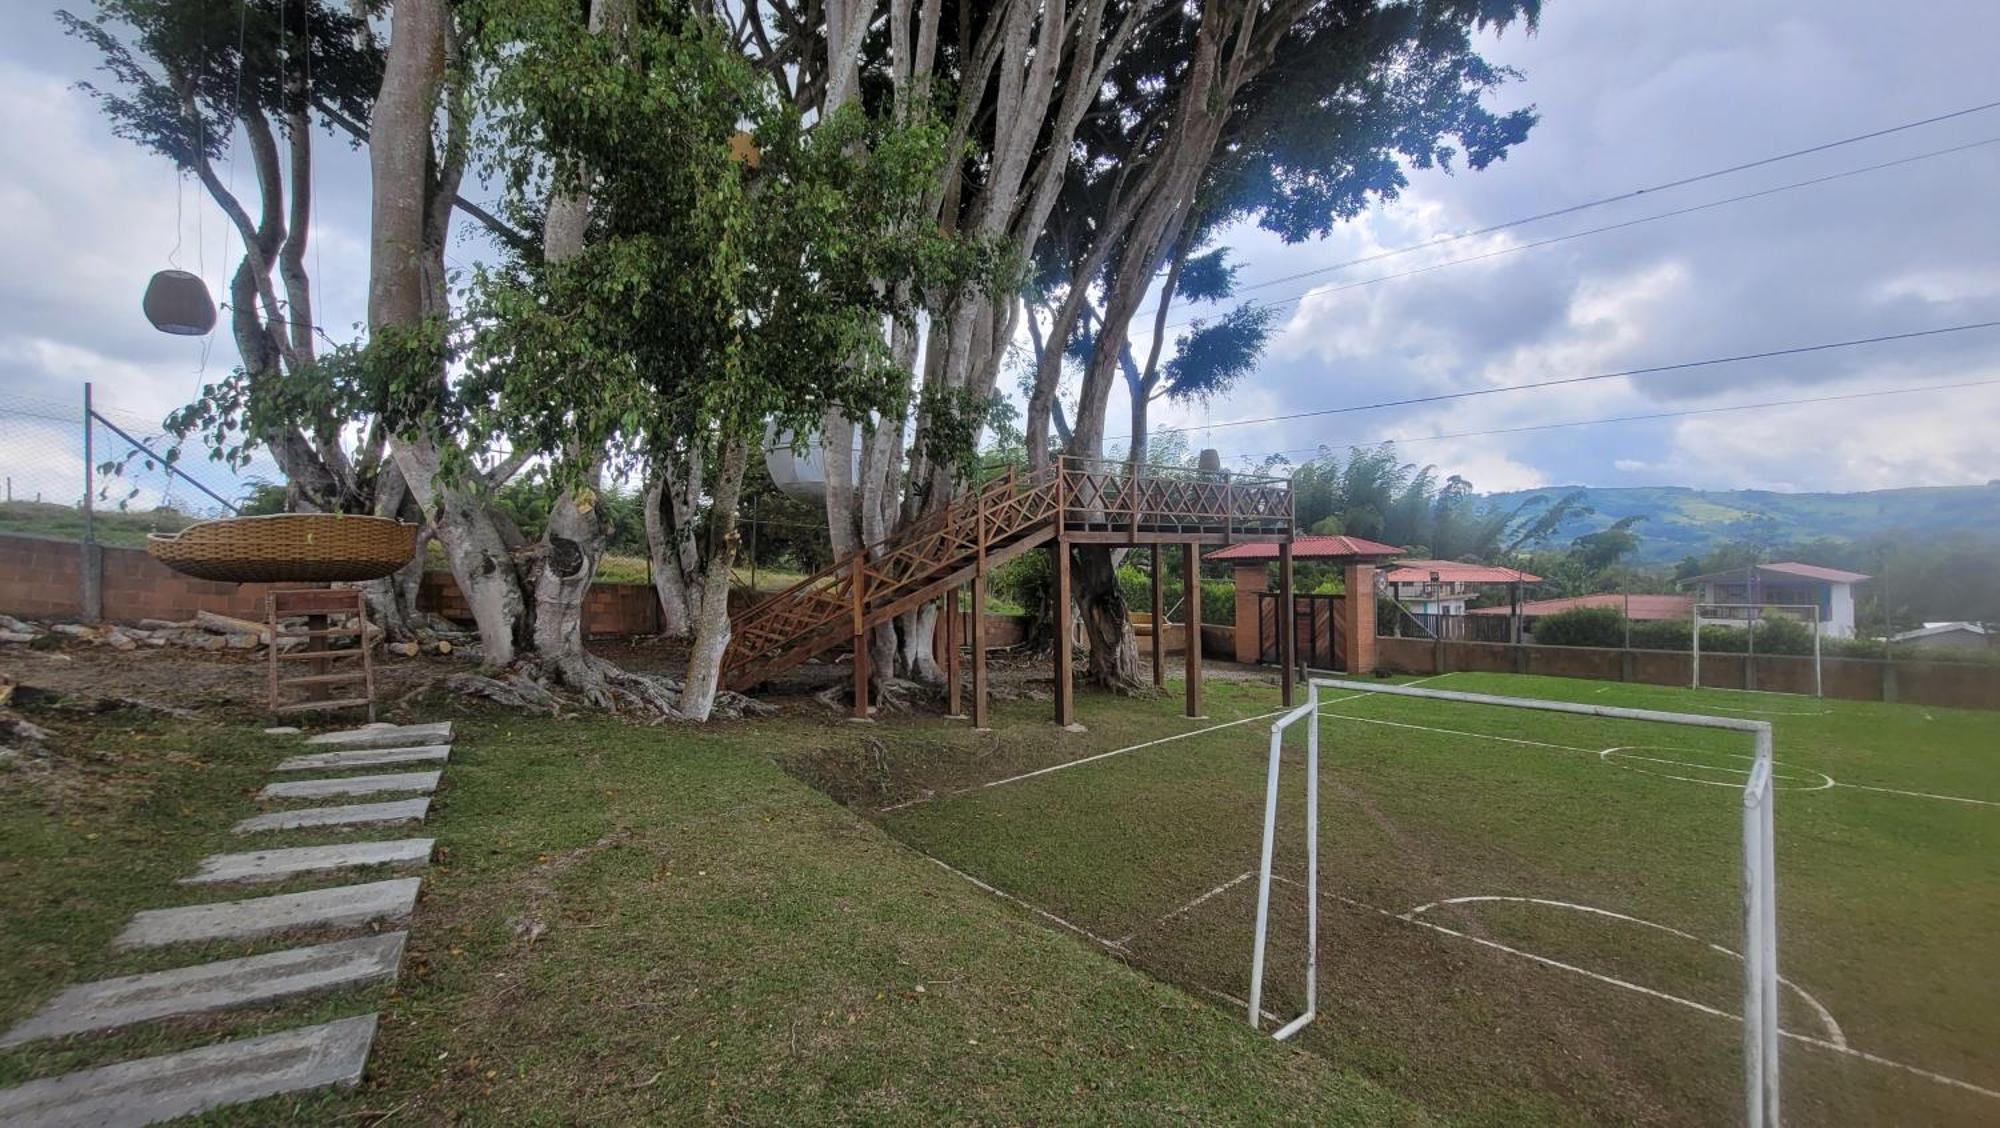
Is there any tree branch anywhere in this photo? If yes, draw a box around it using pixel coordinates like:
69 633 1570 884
313 95 537 254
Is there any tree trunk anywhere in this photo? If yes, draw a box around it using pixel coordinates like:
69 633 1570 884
1072 544 1144 691
644 476 694 638
679 439 750 721
390 437 527 666
529 476 604 662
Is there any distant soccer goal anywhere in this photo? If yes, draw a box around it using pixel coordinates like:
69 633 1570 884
1306 679 1783 1128
1693 603 1823 697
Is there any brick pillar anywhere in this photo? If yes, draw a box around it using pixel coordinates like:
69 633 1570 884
1344 563 1377 674
1233 562 1267 664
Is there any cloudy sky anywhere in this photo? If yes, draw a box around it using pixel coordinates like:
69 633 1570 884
2 0 1998 507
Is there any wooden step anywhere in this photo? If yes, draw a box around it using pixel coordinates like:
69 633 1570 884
273 697 374 714
279 672 369 688
276 648 367 661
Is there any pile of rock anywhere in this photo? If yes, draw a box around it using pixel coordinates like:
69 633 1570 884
1 611 469 660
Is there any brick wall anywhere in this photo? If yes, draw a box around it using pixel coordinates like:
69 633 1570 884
417 571 661 639
1372 634 2000 711
0 532 314 623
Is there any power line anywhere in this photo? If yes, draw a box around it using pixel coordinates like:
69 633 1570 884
1222 377 2000 464
1126 97 2000 331
1128 136 2000 344
1117 319 2000 443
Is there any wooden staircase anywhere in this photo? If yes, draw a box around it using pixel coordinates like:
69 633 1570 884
722 466 1062 693
722 457 1298 726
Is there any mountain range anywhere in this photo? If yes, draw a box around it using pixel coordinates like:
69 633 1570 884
1482 483 2000 565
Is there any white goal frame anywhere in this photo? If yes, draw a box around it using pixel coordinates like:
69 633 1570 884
1693 602 1823 698
1248 682 1320 1041
1302 679 1782 1128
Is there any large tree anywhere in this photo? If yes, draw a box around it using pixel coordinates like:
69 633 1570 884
1025 0 1543 690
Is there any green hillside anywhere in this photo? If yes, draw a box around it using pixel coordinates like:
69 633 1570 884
1482 483 2000 564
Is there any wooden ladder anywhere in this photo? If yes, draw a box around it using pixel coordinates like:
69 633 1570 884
266 588 377 721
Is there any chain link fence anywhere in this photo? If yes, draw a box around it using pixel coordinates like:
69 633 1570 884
0 386 283 545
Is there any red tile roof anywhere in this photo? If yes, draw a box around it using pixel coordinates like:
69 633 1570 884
1381 559 1542 585
1205 535 1404 562
1469 593 1696 620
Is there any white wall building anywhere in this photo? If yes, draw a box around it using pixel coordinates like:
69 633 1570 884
1681 561 1870 639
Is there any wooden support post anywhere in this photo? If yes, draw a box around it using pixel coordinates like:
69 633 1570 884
850 555 869 720
1278 540 1296 707
972 486 990 730
1052 539 1075 727
945 587 963 718
1149 547 1165 689
1184 542 1204 718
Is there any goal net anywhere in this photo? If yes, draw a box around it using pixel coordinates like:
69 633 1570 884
1693 603 1823 697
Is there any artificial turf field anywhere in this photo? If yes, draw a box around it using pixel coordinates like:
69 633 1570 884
872 671 1999 1126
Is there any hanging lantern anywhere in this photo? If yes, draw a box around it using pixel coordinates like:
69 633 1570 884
142 269 217 336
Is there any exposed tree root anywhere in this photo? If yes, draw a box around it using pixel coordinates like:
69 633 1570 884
443 653 775 722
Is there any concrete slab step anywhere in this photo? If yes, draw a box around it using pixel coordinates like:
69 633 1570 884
181 839 434 886
258 771 439 801
233 798 429 835
114 879 421 949
272 745 449 773
0 1013 376 1127
304 722 451 749
1 935 404 1047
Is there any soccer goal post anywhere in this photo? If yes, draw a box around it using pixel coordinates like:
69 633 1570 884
1306 679 1782 1128
1248 683 1320 1042
1693 602 1823 698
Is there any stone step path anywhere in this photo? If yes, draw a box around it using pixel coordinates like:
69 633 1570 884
0 1014 376 1128
258 771 440 801
233 797 430 834
181 839 435 886
1 935 405 1047
0 720 451 1125
304 722 451 750
115 879 421 950
273 745 450 773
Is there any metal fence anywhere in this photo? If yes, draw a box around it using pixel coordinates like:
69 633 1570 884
0 385 281 525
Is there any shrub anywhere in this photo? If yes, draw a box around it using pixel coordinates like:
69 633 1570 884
990 552 1050 619
1628 619 1691 651
1531 606 1626 648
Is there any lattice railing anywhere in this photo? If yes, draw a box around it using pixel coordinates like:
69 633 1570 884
722 456 1292 688
1057 456 1290 535
722 468 1053 685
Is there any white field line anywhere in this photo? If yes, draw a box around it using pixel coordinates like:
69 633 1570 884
1400 895 1845 1049
1114 870 1256 947
1199 986 1283 1027
1267 876 1997 1102
929 852 1996 1104
922 855 1128 953
880 675 1456 815
1598 747 1836 792
1317 711 1996 809
1833 781 2000 808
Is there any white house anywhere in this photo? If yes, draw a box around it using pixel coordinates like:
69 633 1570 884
1890 622 1991 650
1379 560 1541 618
1680 561 1870 639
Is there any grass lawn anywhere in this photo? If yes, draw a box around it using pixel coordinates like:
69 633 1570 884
872 672 2000 1126
0 697 1416 1124
0 500 194 548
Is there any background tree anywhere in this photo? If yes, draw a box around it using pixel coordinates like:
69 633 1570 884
1024 0 1542 690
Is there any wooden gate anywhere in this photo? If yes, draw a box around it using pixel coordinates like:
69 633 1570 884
1257 591 1346 672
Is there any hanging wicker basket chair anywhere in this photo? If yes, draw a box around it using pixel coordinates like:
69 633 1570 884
148 514 421 584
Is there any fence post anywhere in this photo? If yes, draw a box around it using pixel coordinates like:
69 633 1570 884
80 382 103 623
